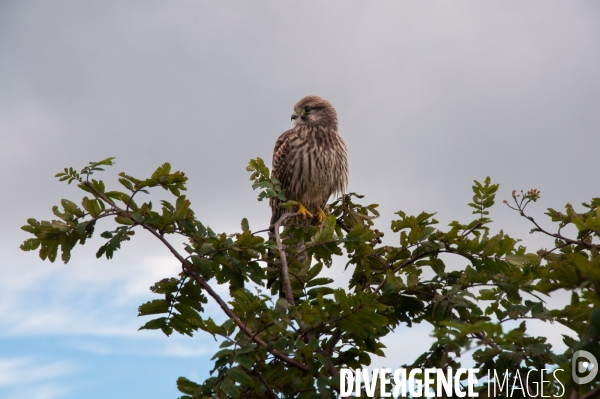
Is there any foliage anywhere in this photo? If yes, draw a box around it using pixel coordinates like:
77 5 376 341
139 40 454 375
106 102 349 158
21 158 600 398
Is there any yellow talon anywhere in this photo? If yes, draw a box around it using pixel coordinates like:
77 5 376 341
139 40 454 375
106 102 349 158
296 202 313 220
316 208 326 224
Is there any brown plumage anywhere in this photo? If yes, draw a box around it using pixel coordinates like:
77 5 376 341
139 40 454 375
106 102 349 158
267 96 348 294
270 95 348 228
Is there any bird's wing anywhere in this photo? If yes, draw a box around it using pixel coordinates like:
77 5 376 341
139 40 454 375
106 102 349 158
270 128 296 226
272 128 295 189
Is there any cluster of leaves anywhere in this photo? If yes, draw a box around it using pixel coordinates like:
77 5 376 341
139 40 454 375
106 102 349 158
246 158 297 211
21 159 600 398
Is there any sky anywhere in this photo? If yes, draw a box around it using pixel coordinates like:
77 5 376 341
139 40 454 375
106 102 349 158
1 1 599 398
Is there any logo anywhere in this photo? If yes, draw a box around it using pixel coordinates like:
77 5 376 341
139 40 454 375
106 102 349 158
572 350 598 385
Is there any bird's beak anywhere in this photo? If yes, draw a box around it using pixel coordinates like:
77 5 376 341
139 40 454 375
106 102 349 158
291 113 299 121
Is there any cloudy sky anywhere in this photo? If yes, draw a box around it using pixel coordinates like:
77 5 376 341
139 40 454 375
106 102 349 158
1 1 599 398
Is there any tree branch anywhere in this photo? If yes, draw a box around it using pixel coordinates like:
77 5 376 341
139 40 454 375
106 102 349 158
510 198 600 250
83 182 311 374
272 212 300 306
145 225 310 373
252 367 279 399
581 385 600 399
320 329 342 379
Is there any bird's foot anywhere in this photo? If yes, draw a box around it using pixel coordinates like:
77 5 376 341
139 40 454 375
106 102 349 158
316 208 326 224
296 202 313 220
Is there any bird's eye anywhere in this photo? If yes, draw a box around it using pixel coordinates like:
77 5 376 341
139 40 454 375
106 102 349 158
303 106 312 112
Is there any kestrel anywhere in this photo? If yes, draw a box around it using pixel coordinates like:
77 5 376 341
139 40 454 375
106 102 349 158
270 95 348 228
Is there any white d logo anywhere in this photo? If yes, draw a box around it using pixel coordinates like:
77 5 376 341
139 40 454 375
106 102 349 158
572 350 598 385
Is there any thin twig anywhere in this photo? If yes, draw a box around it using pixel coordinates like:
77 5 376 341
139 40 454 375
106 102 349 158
289 239 342 263
253 368 279 399
462 220 483 238
525 213 599 249
539 242 570 260
251 228 271 235
373 252 426 294
299 309 362 341
512 199 600 250
473 331 500 351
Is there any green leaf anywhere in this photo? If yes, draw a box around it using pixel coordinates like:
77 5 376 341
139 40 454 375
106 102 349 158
505 253 529 267
407 272 418 289
306 277 334 288
318 215 337 242
114 216 134 225
241 218 249 232
496 281 521 301
118 178 134 191
305 262 323 281
220 378 240 398
278 200 297 209
276 336 288 350
138 299 169 316
138 317 168 331
228 369 254 387
197 242 213 256
20 238 40 251
176 377 201 395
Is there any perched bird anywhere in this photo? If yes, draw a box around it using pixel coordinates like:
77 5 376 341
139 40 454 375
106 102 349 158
267 96 348 292
270 95 348 228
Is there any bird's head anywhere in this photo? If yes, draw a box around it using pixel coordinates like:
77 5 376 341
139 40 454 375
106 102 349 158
291 95 337 128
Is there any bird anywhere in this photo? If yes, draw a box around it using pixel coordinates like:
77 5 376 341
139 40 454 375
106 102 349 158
270 95 348 229
267 95 348 292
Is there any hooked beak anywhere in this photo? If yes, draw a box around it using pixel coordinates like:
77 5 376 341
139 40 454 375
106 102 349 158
291 113 299 121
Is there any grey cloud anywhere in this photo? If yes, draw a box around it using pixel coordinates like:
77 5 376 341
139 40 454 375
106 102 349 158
0 0 599 380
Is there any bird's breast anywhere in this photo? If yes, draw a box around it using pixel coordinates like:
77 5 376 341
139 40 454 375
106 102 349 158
287 127 348 208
